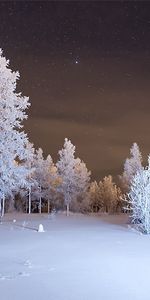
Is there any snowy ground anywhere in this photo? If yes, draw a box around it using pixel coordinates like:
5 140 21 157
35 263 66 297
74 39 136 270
0 212 150 300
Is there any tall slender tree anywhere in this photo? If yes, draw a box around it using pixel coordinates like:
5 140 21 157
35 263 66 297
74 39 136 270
56 138 77 216
72 158 91 212
99 175 122 213
32 148 57 213
57 138 91 215
120 142 143 192
89 181 103 212
128 156 150 234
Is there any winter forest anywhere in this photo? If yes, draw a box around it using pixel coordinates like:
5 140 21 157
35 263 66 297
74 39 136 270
0 49 149 234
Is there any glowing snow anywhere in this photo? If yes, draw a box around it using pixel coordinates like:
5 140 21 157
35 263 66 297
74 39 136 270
0 213 150 300
37 223 45 232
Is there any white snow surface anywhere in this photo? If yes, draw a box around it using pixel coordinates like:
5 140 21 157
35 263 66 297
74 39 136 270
0 212 150 300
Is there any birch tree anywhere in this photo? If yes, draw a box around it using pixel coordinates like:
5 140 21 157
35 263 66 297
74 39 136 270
32 149 58 213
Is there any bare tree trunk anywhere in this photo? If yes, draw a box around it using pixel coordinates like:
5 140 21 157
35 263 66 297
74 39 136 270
39 185 42 214
66 203 69 217
48 200 50 214
28 187 31 214
0 198 1 213
1 194 5 218
26 197 27 213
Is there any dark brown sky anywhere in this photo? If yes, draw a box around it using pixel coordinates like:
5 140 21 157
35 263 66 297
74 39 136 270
1 1 150 180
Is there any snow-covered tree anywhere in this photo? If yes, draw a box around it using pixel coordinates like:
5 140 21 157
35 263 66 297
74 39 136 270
70 158 91 212
89 181 103 212
99 175 122 213
56 138 91 215
128 156 150 234
120 143 143 192
0 49 32 216
32 148 45 213
56 138 77 216
32 149 58 213
44 154 59 213
20 141 36 214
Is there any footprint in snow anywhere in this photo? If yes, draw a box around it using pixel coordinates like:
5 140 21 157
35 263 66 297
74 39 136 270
0 274 15 280
18 272 30 277
24 260 32 268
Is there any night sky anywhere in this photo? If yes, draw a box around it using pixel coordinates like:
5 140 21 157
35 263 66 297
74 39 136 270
1 1 150 180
